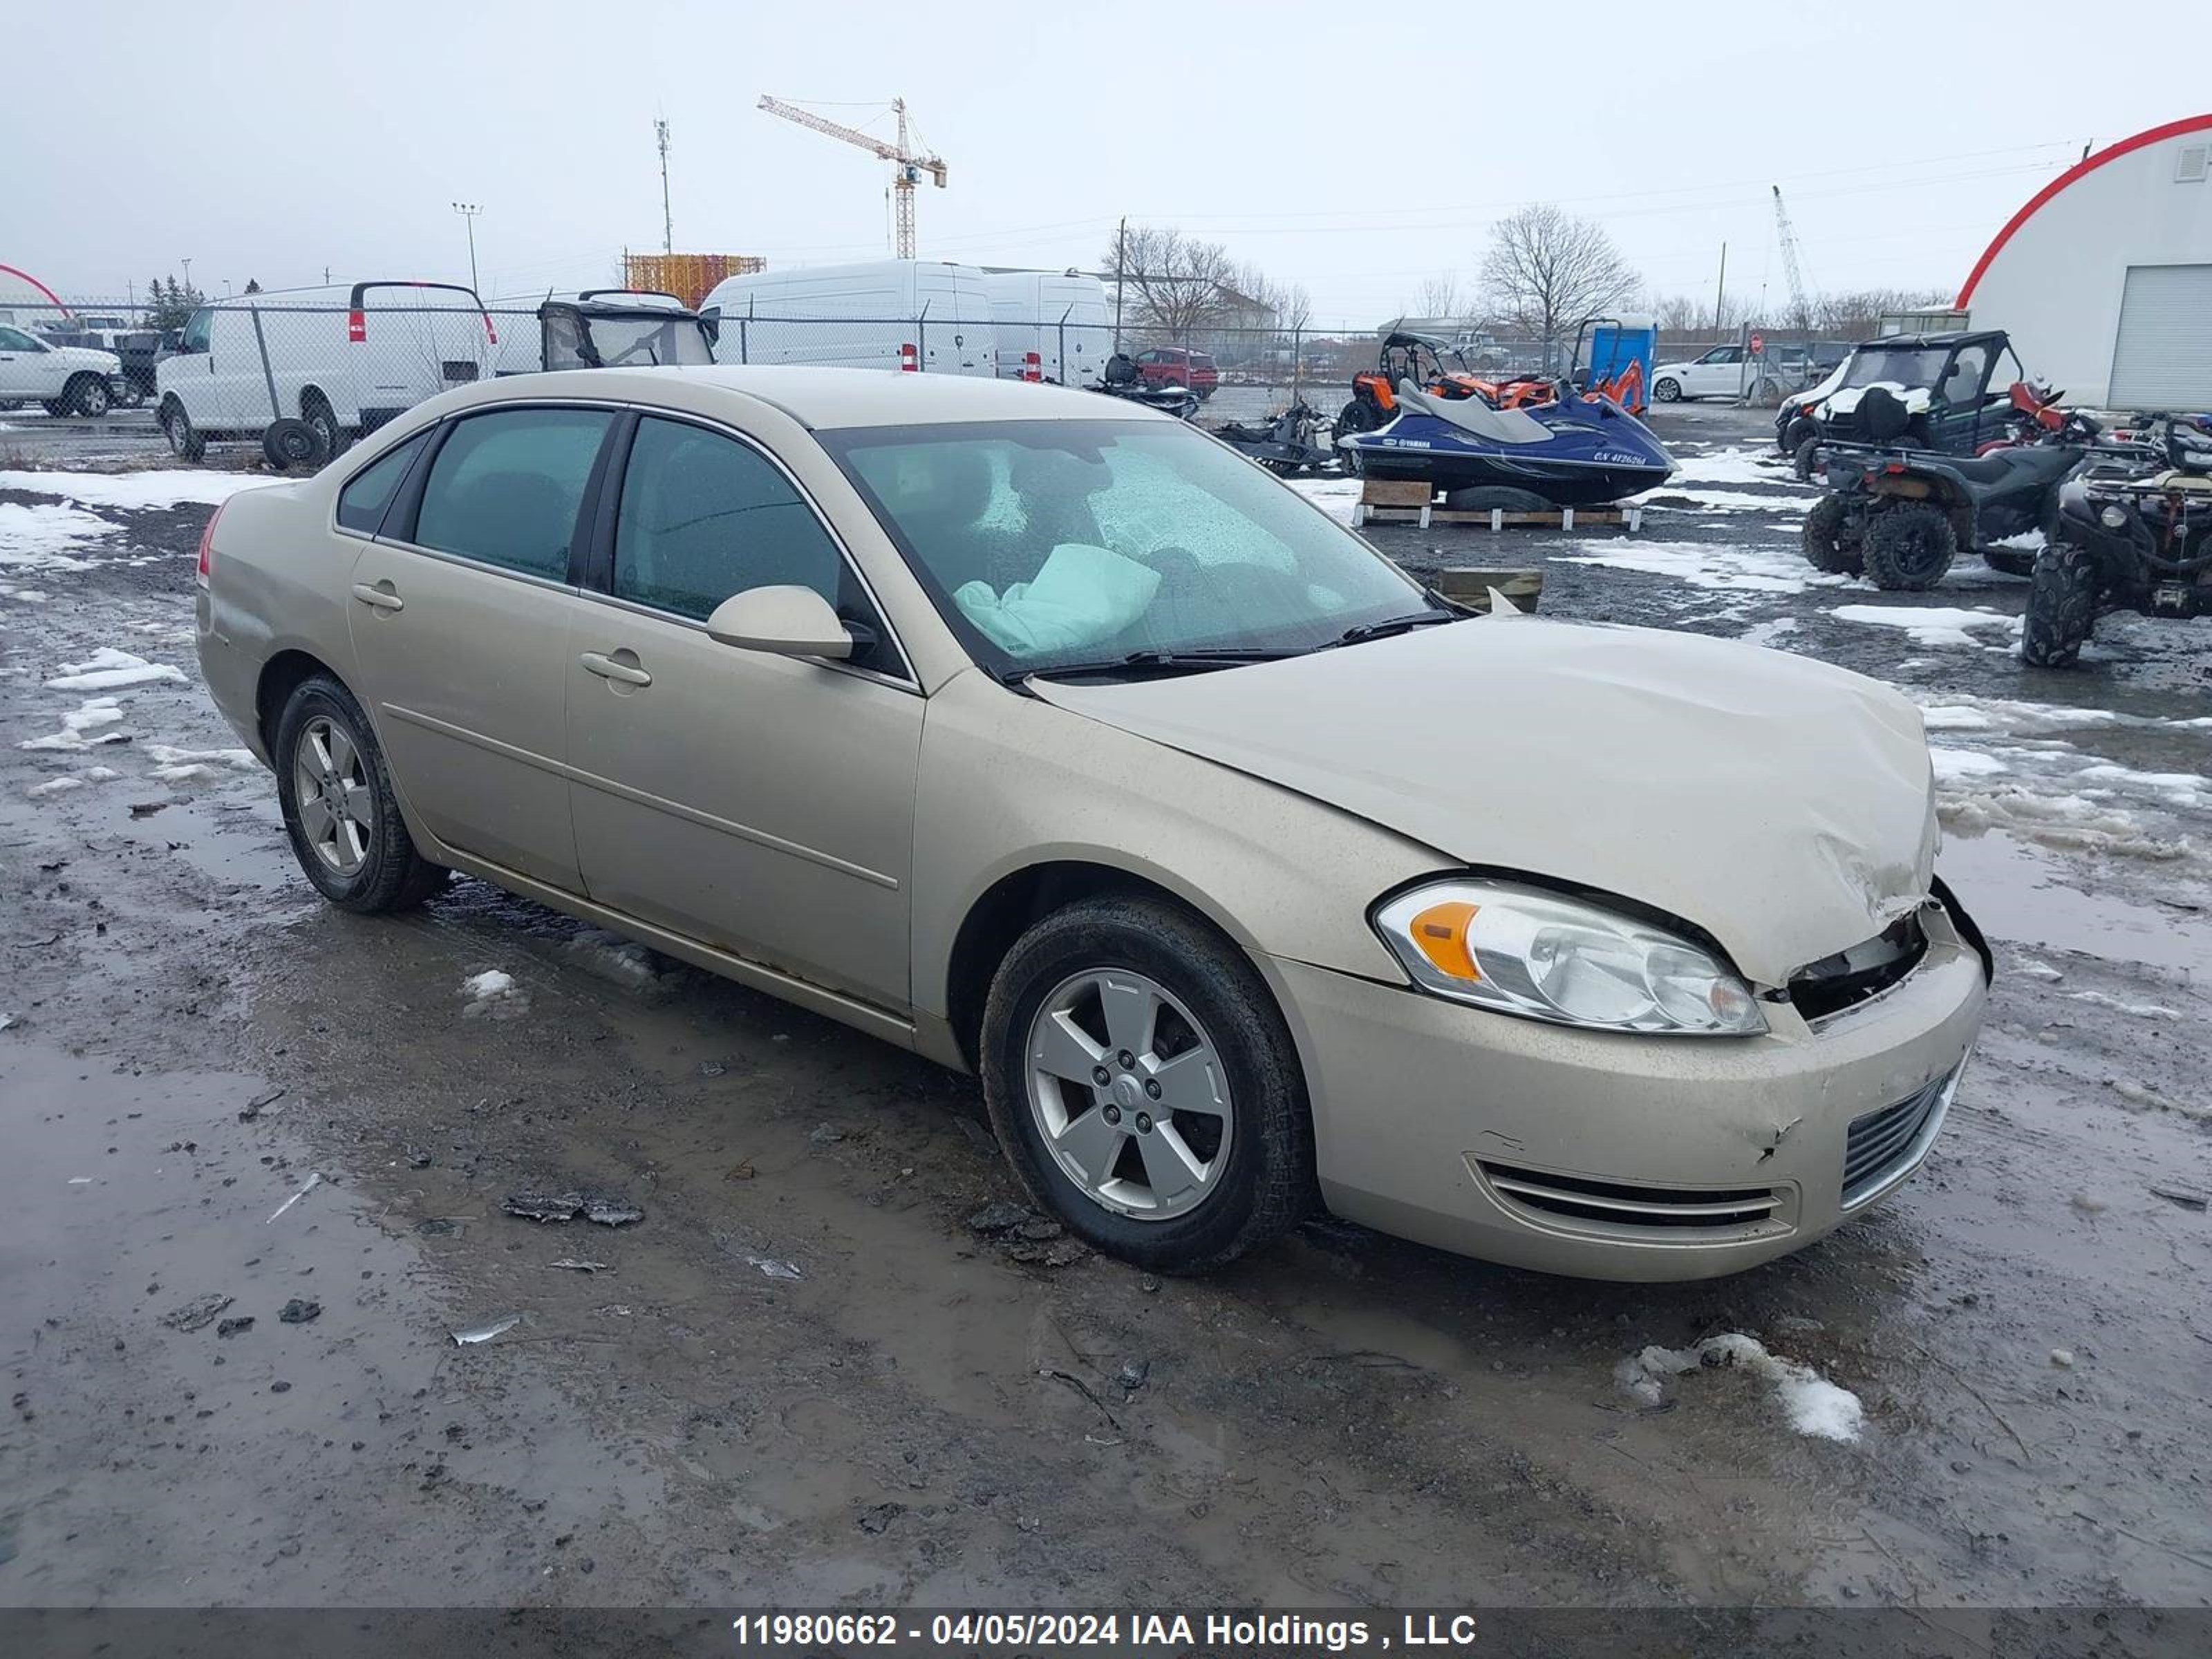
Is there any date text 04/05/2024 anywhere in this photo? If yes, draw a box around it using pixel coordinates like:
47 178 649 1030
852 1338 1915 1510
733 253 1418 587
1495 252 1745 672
728 1613 1484 1650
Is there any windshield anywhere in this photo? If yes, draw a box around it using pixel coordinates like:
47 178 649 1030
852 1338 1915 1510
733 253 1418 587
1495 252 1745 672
572 313 715 368
1840 346 1949 391
823 418 1429 677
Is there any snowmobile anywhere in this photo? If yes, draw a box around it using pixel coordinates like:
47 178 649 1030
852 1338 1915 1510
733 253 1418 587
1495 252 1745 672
1212 400 1336 474
1094 353 1200 420
2025 416 2212 666
1335 377 1677 507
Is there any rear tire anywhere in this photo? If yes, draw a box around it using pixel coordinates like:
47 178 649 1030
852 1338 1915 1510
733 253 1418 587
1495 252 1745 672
2021 545 2099 668
1801 494 1864 575
1860 501 1957 591
274 675 447 913
979 893 1314 1273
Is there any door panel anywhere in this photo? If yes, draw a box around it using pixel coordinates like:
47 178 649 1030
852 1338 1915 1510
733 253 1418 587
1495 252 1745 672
566 608 921 1009
345 545 581 888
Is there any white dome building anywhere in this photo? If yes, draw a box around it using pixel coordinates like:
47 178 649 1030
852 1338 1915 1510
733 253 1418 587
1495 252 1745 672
1957 115 2212 410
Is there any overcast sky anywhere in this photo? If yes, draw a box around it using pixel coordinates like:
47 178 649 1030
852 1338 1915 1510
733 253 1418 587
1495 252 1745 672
15 1 2207 325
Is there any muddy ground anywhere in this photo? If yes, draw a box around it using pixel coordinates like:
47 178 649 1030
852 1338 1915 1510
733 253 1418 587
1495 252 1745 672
2 407 2210 1632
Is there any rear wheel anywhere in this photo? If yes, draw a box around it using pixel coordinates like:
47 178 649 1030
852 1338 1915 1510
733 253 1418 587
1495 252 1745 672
274 675 447 913
1860 501 1957 591
979 893 1313 1273
2021 545 2099 668
1801 494 1864 575
1653 376 1682 403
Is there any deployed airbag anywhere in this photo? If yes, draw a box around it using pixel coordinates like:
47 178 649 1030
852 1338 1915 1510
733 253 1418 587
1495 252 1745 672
955 542 1160 656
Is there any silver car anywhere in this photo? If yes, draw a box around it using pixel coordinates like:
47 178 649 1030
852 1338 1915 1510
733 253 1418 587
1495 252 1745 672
196 368 1988 1280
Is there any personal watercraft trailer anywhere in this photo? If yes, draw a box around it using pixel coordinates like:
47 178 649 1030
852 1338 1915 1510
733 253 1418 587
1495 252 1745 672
1336 380 1677 507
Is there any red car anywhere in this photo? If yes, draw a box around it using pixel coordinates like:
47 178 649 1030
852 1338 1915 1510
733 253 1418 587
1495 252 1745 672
1134 346 1218 399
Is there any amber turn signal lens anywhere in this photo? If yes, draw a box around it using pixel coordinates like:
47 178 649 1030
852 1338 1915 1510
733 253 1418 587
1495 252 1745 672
1409 900 1481 982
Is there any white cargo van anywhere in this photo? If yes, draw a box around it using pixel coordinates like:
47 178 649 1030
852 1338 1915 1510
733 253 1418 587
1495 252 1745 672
984 269 1114 387
154 281 496 460
700 260 997 377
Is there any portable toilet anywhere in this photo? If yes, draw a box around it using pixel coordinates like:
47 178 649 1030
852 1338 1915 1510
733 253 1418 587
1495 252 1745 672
1585 317 1656 414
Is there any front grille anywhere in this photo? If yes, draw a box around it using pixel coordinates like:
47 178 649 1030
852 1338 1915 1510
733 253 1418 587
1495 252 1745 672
1843 1075 1950 1205
1477 1161 1785 1235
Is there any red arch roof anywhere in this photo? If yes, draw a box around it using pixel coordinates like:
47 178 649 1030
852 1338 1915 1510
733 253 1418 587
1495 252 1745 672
1957 113 2212 307
0 263 70 315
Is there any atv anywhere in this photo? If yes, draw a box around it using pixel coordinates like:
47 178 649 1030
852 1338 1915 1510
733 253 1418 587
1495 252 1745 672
1803 398 2103 590
2025 416 2212 667
1332 329 1488 441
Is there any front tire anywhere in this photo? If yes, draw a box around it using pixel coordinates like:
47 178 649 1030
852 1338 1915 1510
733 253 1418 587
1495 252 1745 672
1792 434 1822 481
1860 501 1958 591
160 397 206 462
979 894 1314 1273
1801 494 1864 575
2021 545 2099 668
1653 376 1682 403
274 675 447 913
66 375 112 418
301 392 345 460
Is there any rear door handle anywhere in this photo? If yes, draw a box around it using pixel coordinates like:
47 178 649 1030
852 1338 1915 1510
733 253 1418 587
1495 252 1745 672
579 650 651 687
350 581 403 612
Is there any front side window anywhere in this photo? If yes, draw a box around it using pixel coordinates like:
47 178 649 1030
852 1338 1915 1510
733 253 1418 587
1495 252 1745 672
335 431 430 534
0 326 46 352
180 308 213 355
413 406 613 580
825 418 1426 676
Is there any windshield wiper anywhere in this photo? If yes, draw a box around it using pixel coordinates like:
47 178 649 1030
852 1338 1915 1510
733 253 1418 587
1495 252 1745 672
1008 648 1297 686
1328 608 1463 648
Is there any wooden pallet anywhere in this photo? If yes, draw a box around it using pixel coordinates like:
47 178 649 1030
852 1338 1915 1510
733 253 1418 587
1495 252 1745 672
1351 478 1643 532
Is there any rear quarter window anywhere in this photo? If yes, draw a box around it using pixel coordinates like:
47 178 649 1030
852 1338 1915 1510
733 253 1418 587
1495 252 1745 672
335 431 430 535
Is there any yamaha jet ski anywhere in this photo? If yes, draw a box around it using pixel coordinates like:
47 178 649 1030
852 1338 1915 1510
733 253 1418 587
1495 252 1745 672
1336 379 1676 506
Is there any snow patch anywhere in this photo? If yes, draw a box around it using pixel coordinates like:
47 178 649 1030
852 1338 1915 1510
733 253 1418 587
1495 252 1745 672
1831 603 2021 650
1284 476 1364 526
460 968 529 1020
144 744 256 772
1616 1333 1864 1442
0 467 272 510
1668 444 1794 487
46 648 187 691
19 697 127 752
0 502 109 570
2065 990 2180 1019
1649 486 1812 512
1555 538 1845 596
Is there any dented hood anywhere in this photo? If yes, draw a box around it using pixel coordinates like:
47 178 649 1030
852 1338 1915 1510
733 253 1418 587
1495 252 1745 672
1031 617 1938 985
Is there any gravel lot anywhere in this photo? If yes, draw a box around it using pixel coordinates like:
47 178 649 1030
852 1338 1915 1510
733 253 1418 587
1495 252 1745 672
2 404 2209 1632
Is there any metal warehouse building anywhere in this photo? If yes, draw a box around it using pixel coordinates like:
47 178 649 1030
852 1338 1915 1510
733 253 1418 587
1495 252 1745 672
1958 114 2212 410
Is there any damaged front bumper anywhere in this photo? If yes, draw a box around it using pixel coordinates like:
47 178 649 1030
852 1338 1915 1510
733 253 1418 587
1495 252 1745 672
1268 901 1987 1282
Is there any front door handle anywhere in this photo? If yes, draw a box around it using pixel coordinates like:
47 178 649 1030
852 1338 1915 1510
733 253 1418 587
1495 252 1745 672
579 650 651 687
350 581 403 612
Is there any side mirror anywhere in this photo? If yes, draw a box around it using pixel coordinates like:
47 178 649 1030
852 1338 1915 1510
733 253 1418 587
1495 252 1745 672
705 585 856 660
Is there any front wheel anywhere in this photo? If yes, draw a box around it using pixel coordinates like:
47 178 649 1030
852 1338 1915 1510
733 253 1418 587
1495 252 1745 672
2021 545 2100 668
1792 434 1822 481
979 894 1314 1273
66 375 112 418
160 398 206 462
1801 494 1864 575
274 675 448 912
1861 501 1958 591
1652 376 1682 403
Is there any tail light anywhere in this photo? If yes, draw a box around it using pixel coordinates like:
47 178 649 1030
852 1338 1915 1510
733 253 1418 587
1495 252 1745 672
1022 351 1042 382
346 309 366 343
482 312 498 346
196 499 225 587
899 341 918 372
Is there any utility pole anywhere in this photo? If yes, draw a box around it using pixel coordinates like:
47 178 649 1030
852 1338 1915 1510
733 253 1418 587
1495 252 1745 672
180 256 193 294
1711 242 1727 337
1113 217 1127 354
655 119 673 253
451 202 482 292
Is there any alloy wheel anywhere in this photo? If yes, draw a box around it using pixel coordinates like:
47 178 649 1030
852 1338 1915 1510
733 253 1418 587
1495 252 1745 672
1024 968 1232 1221
293 715 373 874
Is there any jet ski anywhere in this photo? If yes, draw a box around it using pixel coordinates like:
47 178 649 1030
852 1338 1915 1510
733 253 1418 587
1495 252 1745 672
1336 379 1676 506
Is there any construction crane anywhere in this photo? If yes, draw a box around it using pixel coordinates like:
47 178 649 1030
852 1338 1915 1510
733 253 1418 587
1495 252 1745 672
1771 185 1812 329
758 95 947 259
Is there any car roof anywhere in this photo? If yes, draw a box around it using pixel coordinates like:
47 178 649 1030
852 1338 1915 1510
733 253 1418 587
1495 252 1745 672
435 364 1169 430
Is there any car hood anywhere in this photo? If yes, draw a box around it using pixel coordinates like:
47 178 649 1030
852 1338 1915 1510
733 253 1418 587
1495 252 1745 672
51 346 119 371
1030 617 1938 986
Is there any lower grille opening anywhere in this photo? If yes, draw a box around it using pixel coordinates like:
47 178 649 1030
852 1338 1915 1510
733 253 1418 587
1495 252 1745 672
1478 1161 1783 1233
1843 1076 1949 1203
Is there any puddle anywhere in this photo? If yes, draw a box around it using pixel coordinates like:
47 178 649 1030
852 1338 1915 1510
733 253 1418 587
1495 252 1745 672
1939 830 2212 975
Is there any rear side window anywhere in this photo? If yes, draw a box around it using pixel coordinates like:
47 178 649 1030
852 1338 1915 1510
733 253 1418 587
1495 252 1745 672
335 431 429 534
612 416 844 619
413 407 614 580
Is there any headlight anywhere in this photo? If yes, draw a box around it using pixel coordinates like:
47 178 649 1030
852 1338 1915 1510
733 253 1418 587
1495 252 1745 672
2099 504 2128 530
1373 880 1766 1036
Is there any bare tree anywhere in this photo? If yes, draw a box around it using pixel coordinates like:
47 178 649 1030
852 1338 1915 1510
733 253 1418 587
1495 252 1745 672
1104 224 1239 339
1813 287 1955 339
1414 273 1463 322
1276 281 1313 335
1477 205 1640 347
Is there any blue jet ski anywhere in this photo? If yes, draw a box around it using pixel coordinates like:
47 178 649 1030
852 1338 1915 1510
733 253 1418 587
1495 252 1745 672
1337 379 1676 507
